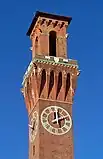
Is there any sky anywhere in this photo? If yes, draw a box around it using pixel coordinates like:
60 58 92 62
0 0 103 158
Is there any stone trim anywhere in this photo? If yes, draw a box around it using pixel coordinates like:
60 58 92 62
22 56 79 86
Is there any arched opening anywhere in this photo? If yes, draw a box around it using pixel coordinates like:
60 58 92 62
65 73 70 100
39 69 46 97
48 70 54 97
35 36 38 54
49 31 56 56
56 72 62 98
27 81 31 110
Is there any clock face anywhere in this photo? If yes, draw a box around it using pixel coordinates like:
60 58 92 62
41 106 72 135
29 111 38 142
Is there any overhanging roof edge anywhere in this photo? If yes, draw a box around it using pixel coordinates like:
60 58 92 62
26 11 72 36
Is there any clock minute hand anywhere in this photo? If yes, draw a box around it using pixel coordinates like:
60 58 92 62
55 108 59 124
52 115 69 123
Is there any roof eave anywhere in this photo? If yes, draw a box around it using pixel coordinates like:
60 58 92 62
26 11 72 36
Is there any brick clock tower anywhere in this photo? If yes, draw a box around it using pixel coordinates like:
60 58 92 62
21 11 79 159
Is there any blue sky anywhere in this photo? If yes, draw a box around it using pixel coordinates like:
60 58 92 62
0 0 103 158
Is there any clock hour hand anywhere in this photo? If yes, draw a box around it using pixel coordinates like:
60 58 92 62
54 112 56 120
57 109 61 128
58 118 61 128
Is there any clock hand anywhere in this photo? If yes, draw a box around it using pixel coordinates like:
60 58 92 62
58 117 61 128
54 112 56 120
55 107 59 125
32 121 35 130
28 124 33 129
53 109 61 127
29 119 36 130
57 109 61 128
52 115 69 123
59 115 69 121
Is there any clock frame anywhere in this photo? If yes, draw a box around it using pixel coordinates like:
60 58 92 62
29 111 39 142
41 106 72 135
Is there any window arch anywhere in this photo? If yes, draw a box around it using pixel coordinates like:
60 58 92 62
65 73 70 100
35 36 38 54
48 70 54 97
39 69 46 97
49 31 56 56
56 72 62 98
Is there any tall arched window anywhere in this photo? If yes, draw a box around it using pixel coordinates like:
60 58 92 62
35 36 38 54
48 70 54 97
39 69 46 97
56 72 62 98
49 31 56 56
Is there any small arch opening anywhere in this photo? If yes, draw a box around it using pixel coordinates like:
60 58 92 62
56 72 62 98
27 81 31 110
49 31 56 56
65 73 70 100
39 69 46 97
48 70 54 97
35 36 38 54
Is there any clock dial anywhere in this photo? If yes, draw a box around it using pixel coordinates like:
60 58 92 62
41 106 72 135
29 111 38 142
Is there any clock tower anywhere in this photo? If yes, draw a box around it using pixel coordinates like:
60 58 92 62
22 11 79 159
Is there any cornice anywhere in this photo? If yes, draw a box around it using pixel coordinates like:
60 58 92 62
22 56 79 86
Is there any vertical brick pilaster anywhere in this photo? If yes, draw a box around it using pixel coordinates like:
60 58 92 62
40 34 49 56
